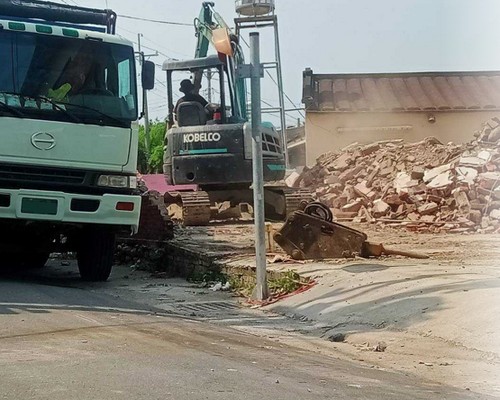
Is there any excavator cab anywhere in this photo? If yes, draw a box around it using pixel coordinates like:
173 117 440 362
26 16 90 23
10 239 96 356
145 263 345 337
162 55 285 188
165 55 244 127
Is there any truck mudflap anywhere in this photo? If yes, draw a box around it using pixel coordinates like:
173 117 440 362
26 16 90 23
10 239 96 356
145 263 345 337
0 188 141 232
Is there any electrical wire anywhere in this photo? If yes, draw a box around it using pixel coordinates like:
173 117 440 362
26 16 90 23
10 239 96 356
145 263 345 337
119 27 185 60
154 78 166 88
118 15 192 27
142 35 190 59
239 35 305 119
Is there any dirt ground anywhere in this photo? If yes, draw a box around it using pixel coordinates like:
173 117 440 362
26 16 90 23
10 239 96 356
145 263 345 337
168 222 500 396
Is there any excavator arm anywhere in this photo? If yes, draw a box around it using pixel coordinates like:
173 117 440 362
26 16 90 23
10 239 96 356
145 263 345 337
194 3 215 61
192 1 247 120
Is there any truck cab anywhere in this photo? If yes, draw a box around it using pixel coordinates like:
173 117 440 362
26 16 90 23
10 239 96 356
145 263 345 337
0 1 154 281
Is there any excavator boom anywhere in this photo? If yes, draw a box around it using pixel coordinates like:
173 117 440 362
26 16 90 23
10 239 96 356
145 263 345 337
193 1 247 120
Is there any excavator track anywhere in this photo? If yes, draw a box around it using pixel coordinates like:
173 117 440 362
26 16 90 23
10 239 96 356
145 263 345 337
164 191 212 226
264 187 314 221
282 188 315 217
165 187 312 226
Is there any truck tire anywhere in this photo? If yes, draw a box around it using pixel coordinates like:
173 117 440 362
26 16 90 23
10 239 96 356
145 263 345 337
77 227 116 282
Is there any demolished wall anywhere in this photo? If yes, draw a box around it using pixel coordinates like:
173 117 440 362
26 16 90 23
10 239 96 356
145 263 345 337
295 118 500 233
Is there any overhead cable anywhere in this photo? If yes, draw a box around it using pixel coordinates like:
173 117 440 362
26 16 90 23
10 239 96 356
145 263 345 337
118 15 192 27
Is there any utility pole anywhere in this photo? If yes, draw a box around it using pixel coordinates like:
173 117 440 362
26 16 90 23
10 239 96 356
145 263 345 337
206 69 212 103
249 32 269 301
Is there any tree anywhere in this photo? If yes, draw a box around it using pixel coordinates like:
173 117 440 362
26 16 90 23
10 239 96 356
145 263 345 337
138 120 166 174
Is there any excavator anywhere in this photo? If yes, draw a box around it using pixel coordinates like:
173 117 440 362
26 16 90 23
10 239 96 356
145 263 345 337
162 2 310 226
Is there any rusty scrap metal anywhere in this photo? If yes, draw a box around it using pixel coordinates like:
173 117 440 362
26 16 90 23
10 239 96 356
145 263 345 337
274 202 429 260
361 241 429 259
273 210 368 260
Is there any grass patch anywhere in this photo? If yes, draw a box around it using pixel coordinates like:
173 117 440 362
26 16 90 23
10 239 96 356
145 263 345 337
268 270 302 294
229 270 306 298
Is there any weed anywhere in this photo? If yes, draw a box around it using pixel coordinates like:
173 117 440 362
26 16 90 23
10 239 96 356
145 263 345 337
268 270 302 294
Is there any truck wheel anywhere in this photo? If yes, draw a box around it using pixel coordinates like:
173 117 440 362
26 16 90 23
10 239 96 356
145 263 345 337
77 227 116 282
22 252 50 269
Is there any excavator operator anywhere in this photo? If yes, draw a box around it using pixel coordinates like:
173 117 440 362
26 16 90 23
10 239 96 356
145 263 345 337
174 79 208 115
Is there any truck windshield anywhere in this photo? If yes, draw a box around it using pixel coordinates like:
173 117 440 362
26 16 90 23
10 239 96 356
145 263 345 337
0 30 138 127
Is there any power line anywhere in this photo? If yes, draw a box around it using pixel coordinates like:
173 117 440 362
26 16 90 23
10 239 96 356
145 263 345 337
57 1 191 28
142 35 191 59
119 27 184 60
239 35 304 119
119 15 192 27
155 78 166 88
264 70 305 119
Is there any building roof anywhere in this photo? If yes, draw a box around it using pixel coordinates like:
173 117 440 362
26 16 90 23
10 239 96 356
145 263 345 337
302 69 500 112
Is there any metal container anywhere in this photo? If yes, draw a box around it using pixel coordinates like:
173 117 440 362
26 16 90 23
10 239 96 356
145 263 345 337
235 0 275 16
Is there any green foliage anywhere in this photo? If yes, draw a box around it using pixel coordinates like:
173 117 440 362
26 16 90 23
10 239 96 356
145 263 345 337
228 275 254 296
268 270 302 294
138 119 166 173
229 270 305 298
188 269 227 284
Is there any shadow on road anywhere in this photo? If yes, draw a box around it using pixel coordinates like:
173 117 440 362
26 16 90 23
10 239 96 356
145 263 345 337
0 259 167 318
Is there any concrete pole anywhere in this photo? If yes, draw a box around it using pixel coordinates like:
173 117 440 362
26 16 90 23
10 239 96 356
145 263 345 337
250 32 269 301
138 33 151 171
207 69 212 103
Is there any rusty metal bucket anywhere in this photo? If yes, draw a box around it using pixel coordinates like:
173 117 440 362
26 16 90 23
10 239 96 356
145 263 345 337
273 211 367 260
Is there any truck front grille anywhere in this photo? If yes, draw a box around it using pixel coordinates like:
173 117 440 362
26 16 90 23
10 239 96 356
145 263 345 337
0 165 86 185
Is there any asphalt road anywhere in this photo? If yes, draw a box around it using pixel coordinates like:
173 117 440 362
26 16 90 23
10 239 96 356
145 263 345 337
0 263 493 400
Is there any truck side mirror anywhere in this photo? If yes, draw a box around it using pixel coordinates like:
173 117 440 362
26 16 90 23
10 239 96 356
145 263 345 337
142 61 155 90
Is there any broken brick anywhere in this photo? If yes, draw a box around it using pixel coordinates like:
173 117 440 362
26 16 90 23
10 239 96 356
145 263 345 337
295 126 500 232
411 167 425 180
418 202 439 215
468 210 483 224
453 189 471 213
341 200 363 213
372 199 391 218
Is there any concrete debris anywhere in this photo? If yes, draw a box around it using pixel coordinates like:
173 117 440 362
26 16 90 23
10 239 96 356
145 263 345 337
285 171 301 188
490 209 500 220
297 119 500 233
134 190 174 241
328 333 346 342
210 282 231 291
374 341 387 352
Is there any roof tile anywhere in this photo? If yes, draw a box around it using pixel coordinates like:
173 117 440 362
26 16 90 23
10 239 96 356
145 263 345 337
346 78 369 111
433 76 466 109
306 71 500 112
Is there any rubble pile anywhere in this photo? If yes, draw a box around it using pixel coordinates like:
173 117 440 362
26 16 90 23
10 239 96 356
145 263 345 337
297 118 500 233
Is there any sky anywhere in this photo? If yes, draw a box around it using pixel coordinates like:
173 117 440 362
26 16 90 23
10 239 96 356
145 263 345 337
49 0 500 127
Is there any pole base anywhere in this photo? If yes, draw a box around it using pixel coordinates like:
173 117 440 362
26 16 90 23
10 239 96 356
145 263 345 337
251 283 270 301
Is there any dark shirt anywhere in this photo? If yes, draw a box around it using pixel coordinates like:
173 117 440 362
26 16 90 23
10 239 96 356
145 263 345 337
174 92 208 114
